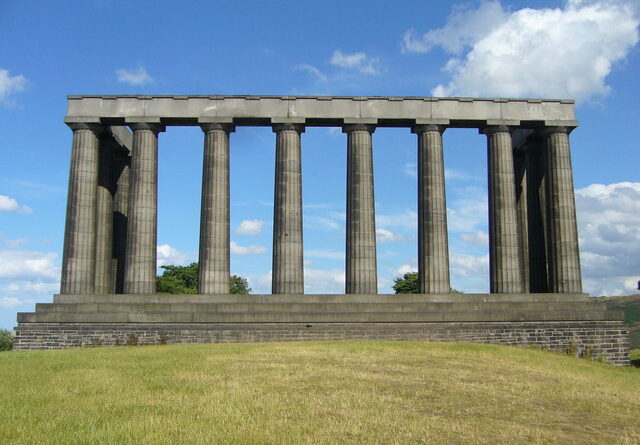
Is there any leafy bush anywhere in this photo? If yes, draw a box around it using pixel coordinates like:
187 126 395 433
0 328 13 351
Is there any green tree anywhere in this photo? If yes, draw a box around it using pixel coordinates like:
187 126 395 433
392 272 463 294
156 262 251 294
229 275 251 294
0 328 13 351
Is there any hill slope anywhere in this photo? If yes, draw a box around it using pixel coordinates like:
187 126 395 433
1 342 639 445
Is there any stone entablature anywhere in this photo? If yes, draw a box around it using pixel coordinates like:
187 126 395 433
66 95 578 127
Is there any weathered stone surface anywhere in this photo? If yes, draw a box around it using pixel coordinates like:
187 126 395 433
13 320 629 366
344 124 377 294
272 124 304 294
123 123 164 294
483 126 523 293
413 125 450 293
199 123 233 294
60 123 101 295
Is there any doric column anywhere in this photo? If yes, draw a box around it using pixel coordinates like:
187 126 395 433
482 125 523 293
198 123 234 294
525 139 549 292
344 123 377 294
543 126 582 293
123 122 164 294
111 147 130 294
514 148 529 292
94 135 115 294
272 123 305 294
412 124 450 293
60 122 102 294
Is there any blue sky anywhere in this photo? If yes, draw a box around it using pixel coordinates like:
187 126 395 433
1 0 639 328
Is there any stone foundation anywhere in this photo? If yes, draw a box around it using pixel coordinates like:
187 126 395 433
13 320 629 366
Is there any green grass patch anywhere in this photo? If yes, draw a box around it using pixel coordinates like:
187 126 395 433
1 342 639 444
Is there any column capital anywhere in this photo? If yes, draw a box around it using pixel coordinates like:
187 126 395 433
412 124 446 134
66 121 104 134
200 122 236 133
539 126 574 137
128 122 166 133
342 123 376 134
272 123 305 134
480 125 514 136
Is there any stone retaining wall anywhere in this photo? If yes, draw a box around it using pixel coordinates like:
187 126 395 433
13 320 629 365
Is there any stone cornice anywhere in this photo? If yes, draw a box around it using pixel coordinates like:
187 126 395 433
66 95 578 129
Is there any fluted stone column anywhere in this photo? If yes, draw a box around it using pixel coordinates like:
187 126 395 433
525 140 549 292
198 123 234 294
60 123 101 294
272 123 305 294
514 149 529 292
123 122 164 294
94 135 114 294
111 148 130 294
483 125 523 293
543 126 582 293
344 124 377 294
413 124 450 293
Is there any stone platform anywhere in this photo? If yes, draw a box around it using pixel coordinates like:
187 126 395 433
13 293 629 365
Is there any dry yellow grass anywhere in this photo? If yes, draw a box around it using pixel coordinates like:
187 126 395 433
1 341 638 444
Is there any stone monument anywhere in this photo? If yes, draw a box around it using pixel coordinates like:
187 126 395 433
13 95 629 365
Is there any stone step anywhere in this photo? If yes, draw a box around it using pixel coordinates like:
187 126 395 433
51 292 590 305
34 301 606 314
18 309 614 324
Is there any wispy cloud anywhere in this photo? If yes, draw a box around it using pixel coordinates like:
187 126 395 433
0 69 28 106
115 64 154 86
230 241 266 256
295 64 328 82
330 50 381 75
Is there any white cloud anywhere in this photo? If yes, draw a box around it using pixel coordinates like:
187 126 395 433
236 219 265 236
330 50 381 75
575 182 640 296
401 1 509 54
157 244 189 267
115 65 154 86
376 228 406 243
406 0 639 102
306 215 342 231
306 249 344 260
377 210 418 231
0 69 27 105
450 253 489 278
447 187 488 232
0 249 58 280
404 162 417 178
0 297 22 308
460 231 489 247
393 264 417 277
230 241 266 256
0 195 33 214
5 281 59 295
304 267 345 293
296 64 328 82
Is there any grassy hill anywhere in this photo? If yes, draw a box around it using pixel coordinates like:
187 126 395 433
596 294 640 349
1 342 639 444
